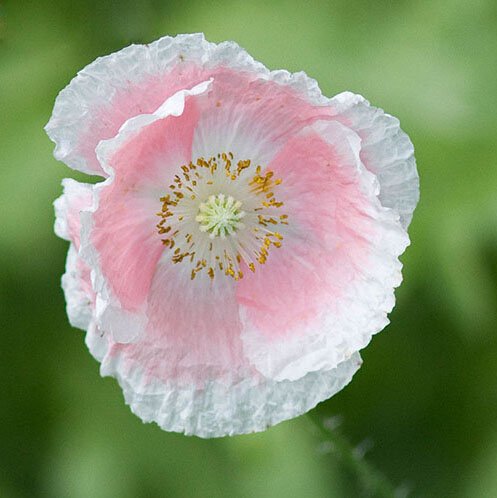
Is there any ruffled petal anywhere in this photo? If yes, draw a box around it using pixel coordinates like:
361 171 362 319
100 345 361 437
53 179 95 330
45 34 331 177
79 83 209 343
238 121 410 381
61 244 94 331
66 233 363 437
330 92 419 228
95 79 211 180
102 263 246 389
62 245 108 361
45 35 209 175
53 178 93 248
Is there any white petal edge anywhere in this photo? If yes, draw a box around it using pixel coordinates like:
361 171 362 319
80 80 212 344
240 120 410 382
54 179 95 330
99 347 362 438
330 91 419 229
56 231 365 437
45 33 329 176
53 178 94 242
95 78 212 174
61 245 93 331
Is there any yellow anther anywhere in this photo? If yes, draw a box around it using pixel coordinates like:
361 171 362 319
157 153 288 281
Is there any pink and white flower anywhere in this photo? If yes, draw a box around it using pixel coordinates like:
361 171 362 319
47 34 419 437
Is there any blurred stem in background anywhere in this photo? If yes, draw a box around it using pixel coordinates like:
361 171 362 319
309 415 404 498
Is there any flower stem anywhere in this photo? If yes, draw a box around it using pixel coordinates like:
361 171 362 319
308 415 403 498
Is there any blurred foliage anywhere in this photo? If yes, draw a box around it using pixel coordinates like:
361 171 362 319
1 0 497 497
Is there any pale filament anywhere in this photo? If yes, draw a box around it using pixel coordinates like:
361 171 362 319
156 153 287 281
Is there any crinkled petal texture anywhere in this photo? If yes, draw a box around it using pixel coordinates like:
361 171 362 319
48 34 418 437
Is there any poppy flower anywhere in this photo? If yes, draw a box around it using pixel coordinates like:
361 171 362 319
47 34 419 437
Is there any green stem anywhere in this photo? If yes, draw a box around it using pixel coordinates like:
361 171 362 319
308 415 403 498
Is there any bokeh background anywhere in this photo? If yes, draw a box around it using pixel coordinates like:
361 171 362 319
1 0 497 496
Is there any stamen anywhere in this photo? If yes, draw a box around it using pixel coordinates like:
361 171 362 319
156 154 287 281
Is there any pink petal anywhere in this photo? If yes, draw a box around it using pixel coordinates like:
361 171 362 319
103 264 247 389
89 95 201 313
45 34 332 177
237 123 369 337
45 37 209 175
192 70 332 165
238 121 410 381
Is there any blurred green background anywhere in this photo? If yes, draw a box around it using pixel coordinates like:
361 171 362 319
1 0 497 497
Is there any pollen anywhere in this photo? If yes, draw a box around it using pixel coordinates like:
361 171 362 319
156 153 287 281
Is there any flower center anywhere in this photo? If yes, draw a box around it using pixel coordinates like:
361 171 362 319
196 194 246 238
156 153 288 281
